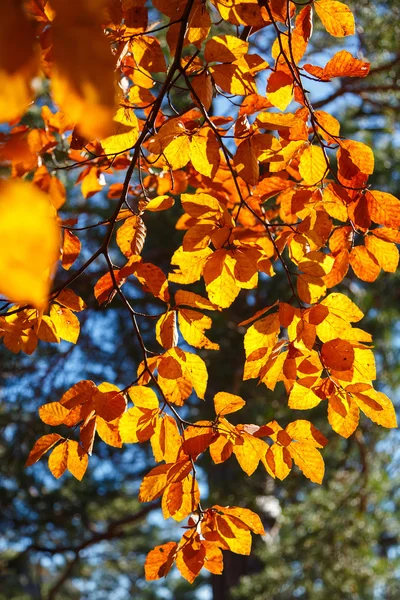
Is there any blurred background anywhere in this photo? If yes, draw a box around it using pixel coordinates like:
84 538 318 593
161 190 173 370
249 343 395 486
1 0 400 598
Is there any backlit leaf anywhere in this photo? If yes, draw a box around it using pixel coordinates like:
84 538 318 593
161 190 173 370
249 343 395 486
0 181 60 308
214 392 246 416
314 0 355 37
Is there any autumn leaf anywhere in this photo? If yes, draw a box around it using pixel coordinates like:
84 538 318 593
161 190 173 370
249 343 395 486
101 107 140 155
51 0 117 140
62 230 81 271
25 434 64 467
0 0 40 122
0 181 60 308
145 542 178 581
298 145 328 185
4 0 399 586
314 0 355 37
214 392 246 416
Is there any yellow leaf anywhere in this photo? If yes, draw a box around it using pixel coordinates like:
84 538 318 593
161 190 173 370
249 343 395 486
217 506 265 535
353 389 397 429
321 292 364 323
233 433 267 476
288 380 322 409
365 236 399 273
214 392 245 416
177 309 219 350
169 247 213 285
139 460 192 502
151 415 181 463
0 181 60 308
210 60 257 96
157 348 208 405
96 416 122 448
131 35 166 73
285 421 328 448
314 0 355 37
133 262 170 301
100 107 139 155
297 273 326 304
183 351 209 400
352 348 376 382
144 196 175 212
204 35 249 63
162 475 200 521
128 386 159 409
57 289 86 312
338 139 374 176
314 111 340 142
175 290 218 311
50 305 80 344
244 312 280 358
203 250 241 308
163 135 191 170
288 442 325 484
81 167 104 199
261 349 287 391
190 130 220 179
298 145 328 185
181 193 223 219
328 392 359 438
265 444 292 480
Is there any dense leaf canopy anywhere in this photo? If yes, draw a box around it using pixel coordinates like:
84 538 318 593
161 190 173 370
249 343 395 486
0 0 399 595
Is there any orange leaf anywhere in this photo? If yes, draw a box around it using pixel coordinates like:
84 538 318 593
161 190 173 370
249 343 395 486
48 441 68 479
350 246 380 282
61 229 81 271
0 0 40 121
117 215 147 257
39 402 70 426
145 542 178 581
94 390 127 422
134 262 170 302
156 310 178 349
314 0 355 37
305 51 369 80
51 0 116 140
267 71 293 111
366 190 400 228
321 338 355 371
365 236 399 273
66 440 88 481
25 434 64 467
